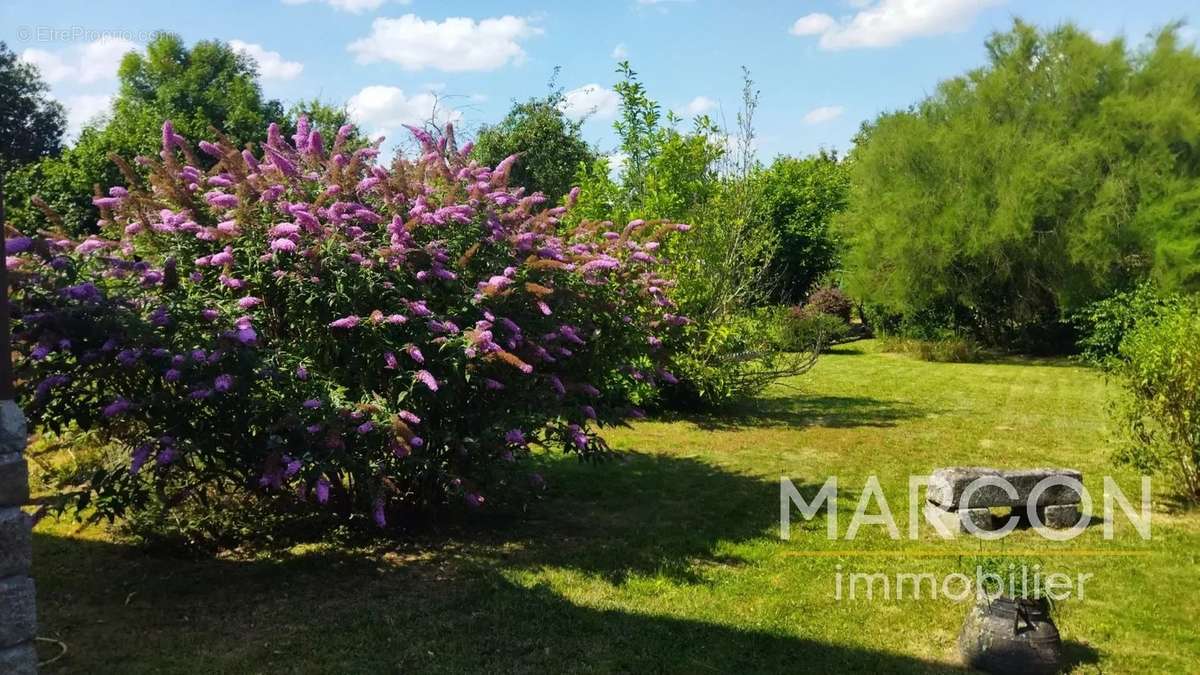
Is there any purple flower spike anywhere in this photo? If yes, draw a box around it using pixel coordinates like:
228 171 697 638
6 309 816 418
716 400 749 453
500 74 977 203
373 498 387 528
103 398 131 418
415 370 438 392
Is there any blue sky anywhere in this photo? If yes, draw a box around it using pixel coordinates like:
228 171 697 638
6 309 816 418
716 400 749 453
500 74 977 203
3 0 1196 162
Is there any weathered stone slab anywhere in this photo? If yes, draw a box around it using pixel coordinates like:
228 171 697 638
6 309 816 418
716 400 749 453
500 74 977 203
1038 503 1082 529
0 576 36 648
0 401 27 455
0 454 30 507
0 642 37 675
927 467 1082 508
924 501 995 535
0 508 31 578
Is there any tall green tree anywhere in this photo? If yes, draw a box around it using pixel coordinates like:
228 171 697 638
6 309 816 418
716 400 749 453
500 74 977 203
8 33 285 235
752 152 849 302
0 41 66 222
472 83 596 203
839 21 1200 348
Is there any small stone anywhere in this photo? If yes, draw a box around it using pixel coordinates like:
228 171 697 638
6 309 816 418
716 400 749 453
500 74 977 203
0 454 30 507
0 508 32 578
0 642 37 675
1038 503 1082 529
0 576 36 648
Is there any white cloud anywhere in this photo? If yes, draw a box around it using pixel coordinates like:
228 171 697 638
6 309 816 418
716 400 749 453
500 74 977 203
282 0 409 13
790 0 1004 50
229 40 304 81
611 43 628 59
681 95 717 116
803 105 845 124
346 85 462 141
20 37 139 85
791 13 836 36
558 84 620 121
606 152 628 179
63 94 114 139
348 14 542 72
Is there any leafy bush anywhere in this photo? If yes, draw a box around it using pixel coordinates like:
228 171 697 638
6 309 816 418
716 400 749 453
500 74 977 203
1112 302 1200 500
657 311 818 409
751 153 848 302
778 309 850 352
1073 283 1182 368
10 117 688 530
569 65 815 410
799 286 853 323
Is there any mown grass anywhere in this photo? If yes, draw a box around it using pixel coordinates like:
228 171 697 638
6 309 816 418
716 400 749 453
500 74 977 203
31 340 1200 673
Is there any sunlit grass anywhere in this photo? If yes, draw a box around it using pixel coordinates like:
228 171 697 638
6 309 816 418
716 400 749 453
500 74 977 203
32 340 1199 673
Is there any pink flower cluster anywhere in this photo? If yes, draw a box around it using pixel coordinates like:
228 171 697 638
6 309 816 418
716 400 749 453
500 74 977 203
10 117 688 528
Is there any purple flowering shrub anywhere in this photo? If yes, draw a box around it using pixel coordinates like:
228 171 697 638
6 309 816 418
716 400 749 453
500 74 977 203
10 117 687 528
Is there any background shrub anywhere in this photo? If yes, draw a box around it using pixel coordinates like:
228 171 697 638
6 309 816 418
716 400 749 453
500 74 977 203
750 153 848 303
11 117 687 532
568 65 820 410
1073 283 1182 368
799 286 853 323
778 310 850 353
471 84 597 205
1112 301 1200 500
878 336 984 363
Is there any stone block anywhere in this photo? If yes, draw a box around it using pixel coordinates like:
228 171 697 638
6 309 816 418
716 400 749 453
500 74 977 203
0 642 37 675
0 454 30 507
927 467 1082 509
924 501 995 536
0 576 36 649
0 402 27 455
1038 503 1082 529
0 508 31 578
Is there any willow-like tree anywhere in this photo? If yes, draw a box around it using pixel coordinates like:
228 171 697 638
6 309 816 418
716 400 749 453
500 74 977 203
839 20 1200 348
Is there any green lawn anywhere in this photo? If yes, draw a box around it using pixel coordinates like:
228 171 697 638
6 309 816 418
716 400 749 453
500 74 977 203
31 340 1200 673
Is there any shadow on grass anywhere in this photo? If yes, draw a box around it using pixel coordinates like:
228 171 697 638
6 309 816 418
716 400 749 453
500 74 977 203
1062 639 1102 671
31 452 950 673
33 532 962 674
656 394 927 431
